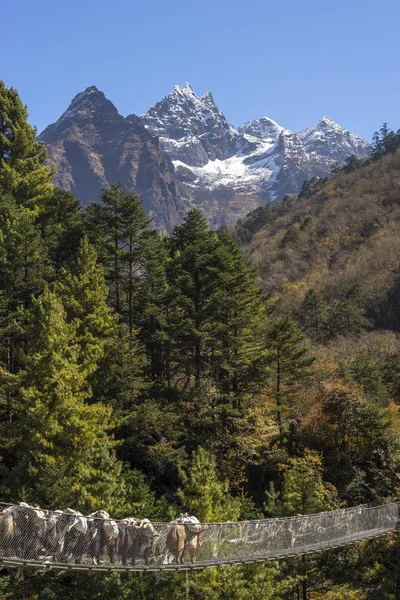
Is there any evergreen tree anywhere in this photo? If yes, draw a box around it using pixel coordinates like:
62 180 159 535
85 182 151 328
39 188 84 270
264 316 315 435
55 236 115 374
0 288 118 508
207 227 267 407
371 122 400 159
135 230 172 387
91 323 147 414
326 286 369 339
297 288 328 341
177 446 240 521
170 208 219 385
0 194 50 374
0 81 53 208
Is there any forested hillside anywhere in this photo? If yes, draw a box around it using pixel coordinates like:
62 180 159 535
1 82 400 599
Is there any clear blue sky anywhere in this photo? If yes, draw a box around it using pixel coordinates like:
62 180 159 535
3 0 400 140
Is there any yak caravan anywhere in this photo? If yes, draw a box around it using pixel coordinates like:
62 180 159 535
0 502 398 573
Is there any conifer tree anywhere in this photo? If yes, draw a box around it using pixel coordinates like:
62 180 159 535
92 323 147 411
208 227 266 407
264 316 315 435
0 288 117 507
85 182 151 328
297 288 328 341
177 447 240 521
135 230 171 387
170 209 219 385
55 236 115 373
39 188 84 270
0 194 50 374
326 286 369 339
0 81 53 208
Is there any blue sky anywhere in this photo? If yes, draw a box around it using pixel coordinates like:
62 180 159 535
3 0 400 140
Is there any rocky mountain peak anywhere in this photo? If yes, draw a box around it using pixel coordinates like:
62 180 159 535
200 91 216 108
239 117 288 143
298 117 371 162
140 84 239 166
39 85 121 143
38 87 189 232
60 85 118 118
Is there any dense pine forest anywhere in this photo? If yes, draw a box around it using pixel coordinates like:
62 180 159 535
1 81 400 599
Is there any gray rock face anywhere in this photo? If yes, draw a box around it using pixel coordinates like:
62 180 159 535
39 86 189 232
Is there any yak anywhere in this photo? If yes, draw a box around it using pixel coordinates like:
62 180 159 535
165 524 203 564
119 518 158 566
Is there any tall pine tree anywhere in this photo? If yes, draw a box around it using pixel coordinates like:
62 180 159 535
85 182 151 329
0 81 53 208
264 316 315 436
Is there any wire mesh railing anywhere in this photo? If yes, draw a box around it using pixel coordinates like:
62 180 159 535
0 502 398 572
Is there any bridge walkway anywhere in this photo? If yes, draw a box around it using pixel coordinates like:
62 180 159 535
0 502 398 572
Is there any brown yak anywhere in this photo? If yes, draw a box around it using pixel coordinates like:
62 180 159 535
165 524 203 564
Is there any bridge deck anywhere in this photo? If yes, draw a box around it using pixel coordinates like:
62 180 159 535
0 502 398 572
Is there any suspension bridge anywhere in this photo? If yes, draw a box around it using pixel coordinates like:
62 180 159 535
0 502 398 573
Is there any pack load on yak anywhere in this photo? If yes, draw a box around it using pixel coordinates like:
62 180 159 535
166 514 204 564
0 502 161 566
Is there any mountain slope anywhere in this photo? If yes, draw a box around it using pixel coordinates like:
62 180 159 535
39 86 189 232
237 151 400 330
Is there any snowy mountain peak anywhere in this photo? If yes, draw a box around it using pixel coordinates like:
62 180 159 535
299 117 354 139
319 116 338 126
239 117 288 143
173 82 196 96
201 91 216 108
140 84 239 166
297 117 371 161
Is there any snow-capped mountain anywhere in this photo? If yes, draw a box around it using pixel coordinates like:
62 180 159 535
238 117 287 143
139 83 239 167
139 85 371 227
297 116 371 163
39 83 371 231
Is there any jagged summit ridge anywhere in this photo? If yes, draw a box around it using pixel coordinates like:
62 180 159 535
140 83 238 166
